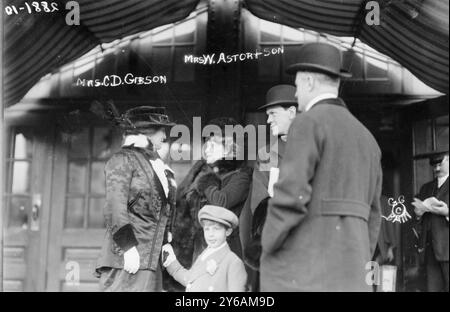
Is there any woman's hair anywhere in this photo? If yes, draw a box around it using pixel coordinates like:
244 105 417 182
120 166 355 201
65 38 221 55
205 117 242 160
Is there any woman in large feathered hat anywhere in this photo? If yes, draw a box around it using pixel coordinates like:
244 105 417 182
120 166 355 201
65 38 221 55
95 105 177 292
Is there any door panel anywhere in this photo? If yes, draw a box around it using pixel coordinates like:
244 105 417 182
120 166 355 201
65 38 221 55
46 126 121 291
3 127 52 291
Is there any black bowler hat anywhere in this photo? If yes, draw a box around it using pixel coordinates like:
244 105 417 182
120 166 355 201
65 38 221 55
257 85 298 110
286 42 352 78
123 106 175 130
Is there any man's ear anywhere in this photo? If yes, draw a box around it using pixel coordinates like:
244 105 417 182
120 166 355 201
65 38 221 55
307 75 315 91
288 106 297 118
225 228 233 237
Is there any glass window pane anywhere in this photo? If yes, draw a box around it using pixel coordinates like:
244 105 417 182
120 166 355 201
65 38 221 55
65 197 84 228
69 128 89 158
282 26 303 43
59 65 74 96
258 45 280 81
260 20 281 42
8 196 30 228
342 50 364 79
282 45 301 82
12 161 31 194
435 115 449 151
151 47 172 81
73 50 97 78
175 19 195 43
174 47 195 82
13 130 33 159
68 161 87 194
90 162 105 194
88 198 105 228
366 54 388 79
152 26 172 44
92 127 114 159
413 120 432 155
343 50 364 80
303 30 318 42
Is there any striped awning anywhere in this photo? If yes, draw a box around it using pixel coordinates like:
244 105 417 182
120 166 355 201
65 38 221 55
3 0 200 107
244 0 449 94
4 0 448 108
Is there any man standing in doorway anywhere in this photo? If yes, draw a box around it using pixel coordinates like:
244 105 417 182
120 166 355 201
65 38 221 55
240 85 298 291
261 42 382 291
412 151 449 292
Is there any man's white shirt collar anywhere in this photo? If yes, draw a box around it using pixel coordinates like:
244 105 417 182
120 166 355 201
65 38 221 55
304 93 338 112
438 174 449 188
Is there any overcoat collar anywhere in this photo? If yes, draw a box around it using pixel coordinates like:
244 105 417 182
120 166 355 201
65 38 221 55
309 97 347 110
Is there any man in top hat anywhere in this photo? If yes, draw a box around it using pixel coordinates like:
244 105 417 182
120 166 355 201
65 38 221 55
412 150 449 292
162 205 247 292
239 84 298 291
260 42 382 291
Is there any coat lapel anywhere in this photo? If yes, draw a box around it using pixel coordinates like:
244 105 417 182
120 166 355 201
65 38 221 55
437 177 449 198
149 158 171 200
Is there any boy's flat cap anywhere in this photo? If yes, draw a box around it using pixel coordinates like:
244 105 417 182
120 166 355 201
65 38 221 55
198 205 239 229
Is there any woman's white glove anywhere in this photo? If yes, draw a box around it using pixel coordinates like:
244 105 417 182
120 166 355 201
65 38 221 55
162 243 176 267
123 246 140 274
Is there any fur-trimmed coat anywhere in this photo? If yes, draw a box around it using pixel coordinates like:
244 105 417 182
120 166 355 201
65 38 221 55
167 160 251 291
96 146 176 275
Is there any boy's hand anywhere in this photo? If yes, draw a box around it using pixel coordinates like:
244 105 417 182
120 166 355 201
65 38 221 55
162 244 176 267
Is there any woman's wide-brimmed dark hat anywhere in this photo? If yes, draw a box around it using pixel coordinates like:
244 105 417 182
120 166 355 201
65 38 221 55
257 84 298 110
286 42 352 78
123 106 176 130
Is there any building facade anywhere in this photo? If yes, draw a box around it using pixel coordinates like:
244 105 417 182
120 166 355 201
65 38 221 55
2 0 448 291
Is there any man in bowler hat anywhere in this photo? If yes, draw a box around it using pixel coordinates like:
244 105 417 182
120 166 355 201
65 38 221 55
240 85 298 291
412 151 449 292
261 42 382 291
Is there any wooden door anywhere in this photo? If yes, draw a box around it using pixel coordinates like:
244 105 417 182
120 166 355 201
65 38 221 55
3 126 53 291
45 125 122 291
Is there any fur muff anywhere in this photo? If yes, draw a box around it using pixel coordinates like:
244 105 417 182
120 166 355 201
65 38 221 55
194 172 221 194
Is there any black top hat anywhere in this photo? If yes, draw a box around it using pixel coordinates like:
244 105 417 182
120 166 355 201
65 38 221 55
286 42 352 78
123 106 175 130
257 85 298 110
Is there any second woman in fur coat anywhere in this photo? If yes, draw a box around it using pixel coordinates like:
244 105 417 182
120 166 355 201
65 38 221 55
166 118 252 291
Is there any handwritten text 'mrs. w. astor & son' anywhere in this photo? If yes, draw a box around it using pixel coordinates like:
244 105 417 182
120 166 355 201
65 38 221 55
185 47 284 65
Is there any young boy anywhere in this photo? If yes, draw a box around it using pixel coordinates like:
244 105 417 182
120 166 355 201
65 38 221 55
162 205 247 292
